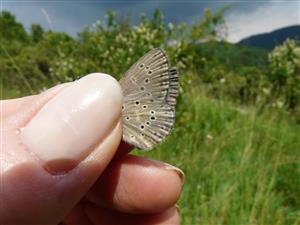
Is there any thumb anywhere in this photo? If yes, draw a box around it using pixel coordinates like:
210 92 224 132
1 73 123 224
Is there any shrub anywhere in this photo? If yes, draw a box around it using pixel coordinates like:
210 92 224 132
268 39 300 115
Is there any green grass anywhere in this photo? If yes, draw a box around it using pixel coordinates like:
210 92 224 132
0 83 30 99
137 77 300 225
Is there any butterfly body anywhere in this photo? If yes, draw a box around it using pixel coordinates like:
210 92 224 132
120 48 179 150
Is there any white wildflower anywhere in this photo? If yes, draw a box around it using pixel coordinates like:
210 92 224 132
277 101 284 108
206 134 213 140
220 78 226 83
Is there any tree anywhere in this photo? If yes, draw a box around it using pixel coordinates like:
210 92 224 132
31 24 44 43
191 7 228 42
0 11 28 42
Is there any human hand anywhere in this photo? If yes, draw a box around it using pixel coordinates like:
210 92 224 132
1 73 183 225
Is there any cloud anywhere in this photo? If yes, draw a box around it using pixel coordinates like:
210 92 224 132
226 1 300 43
2 1 298 41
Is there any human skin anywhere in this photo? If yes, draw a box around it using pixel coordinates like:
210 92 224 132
0 73 183 225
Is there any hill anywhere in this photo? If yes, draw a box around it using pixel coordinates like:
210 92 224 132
239 25 300 49
194 41 268 70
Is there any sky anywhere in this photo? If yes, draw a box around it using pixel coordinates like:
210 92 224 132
1 0 299 43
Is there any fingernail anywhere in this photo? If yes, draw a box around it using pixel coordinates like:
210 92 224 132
149 159 185 183
21 73 123 172
175 204 180 215
163 163 185 183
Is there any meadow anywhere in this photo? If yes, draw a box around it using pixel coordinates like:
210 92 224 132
1 9 299 224
149 76 300 224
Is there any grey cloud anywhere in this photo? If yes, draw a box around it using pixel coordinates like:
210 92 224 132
2 0 297 41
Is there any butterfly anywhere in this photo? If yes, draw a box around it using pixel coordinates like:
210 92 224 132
119 48 179 150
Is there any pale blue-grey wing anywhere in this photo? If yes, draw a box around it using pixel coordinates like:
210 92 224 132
120 48 179 150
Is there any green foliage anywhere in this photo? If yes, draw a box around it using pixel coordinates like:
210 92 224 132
30 24 45 43
191 8 227 42
0 11 29 43
268 39 300 115
75 9 167 79
139 78 300 224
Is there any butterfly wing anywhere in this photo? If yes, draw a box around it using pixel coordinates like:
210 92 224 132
166 67 179 107
120 48 179 150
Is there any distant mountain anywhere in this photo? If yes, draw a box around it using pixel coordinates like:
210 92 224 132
238 25 300 50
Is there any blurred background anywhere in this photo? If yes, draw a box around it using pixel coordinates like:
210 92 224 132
1 1 299 224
